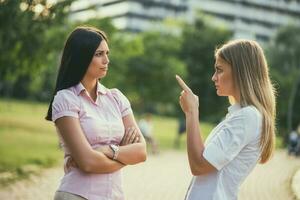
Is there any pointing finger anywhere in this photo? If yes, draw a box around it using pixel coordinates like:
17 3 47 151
175 75 191 92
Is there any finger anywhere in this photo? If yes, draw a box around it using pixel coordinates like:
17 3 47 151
70 159 77 167
175 75 191 92
125 127 134 144
134 136 139 143
120 130 128 145
129 128 137 143
66 157 71 169
67 157 76 168
123 128 130 144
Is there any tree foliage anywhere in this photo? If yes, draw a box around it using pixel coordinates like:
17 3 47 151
180 16 232 121
0 0 74 98
124 32 186 113
267 25 300 137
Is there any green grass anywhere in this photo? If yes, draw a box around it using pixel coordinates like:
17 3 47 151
0 99 61 185
151 115 214 151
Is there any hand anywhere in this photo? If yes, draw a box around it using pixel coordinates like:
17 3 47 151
120 126 140 146
96 145 114 159
175 75 199 115
65 156 78 171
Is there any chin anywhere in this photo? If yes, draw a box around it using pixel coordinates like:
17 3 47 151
216 91 226 96
99 72 107 79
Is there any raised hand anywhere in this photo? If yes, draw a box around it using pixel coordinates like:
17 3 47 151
175 75 199 115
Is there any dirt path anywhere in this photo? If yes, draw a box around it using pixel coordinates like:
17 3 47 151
0 150 299 200
239 150 300 200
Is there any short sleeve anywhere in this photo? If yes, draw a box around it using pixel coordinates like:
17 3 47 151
52 90 80 122
110 89 133 117
203 108 259 170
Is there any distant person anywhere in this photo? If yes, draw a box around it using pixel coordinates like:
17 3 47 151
288 123 300 156
45 26 146 200
288 130 298 155
174 116 186 149
176 39 276 200
138 113 159 154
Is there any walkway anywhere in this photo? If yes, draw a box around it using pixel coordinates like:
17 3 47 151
0 150 299 200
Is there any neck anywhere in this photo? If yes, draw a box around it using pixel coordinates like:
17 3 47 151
235 95 241 104
81 77 97 97
229 95 240 105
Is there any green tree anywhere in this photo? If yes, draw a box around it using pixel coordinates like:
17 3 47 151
0 0 74 98
267 25 300 138
180 15 232 121
125 32 186 114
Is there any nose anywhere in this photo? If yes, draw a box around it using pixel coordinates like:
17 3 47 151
212 72 217 82
104 54 109 65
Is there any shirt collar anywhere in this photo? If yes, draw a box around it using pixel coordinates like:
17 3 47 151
97 82 107 94
228 103 241 114
74 81 107 96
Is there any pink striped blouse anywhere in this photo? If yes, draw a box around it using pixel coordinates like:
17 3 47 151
52 82 132 200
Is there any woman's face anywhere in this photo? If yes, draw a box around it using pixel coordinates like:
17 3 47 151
85 40 110 80
212 56 238 100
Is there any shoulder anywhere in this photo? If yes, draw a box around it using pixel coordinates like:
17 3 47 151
240 106 262 121
109 88 130 102
51 87 81 122
109 88 125 97
55 88 77 98
53 87 80 106
109 88 132 117
235 105 262 137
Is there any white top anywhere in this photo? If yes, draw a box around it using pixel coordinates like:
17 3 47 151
138 119 153 137
186 104 262 200
289 131 298 141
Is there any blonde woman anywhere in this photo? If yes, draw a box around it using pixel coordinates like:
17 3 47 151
176 39 276 200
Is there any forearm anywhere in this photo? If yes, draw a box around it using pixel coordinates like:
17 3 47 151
118 143 147 165
176 75 216 175
98 143 147 165
80 150 125 173
185 111 205 173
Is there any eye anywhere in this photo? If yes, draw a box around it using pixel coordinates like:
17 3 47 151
217 69 223 73
215 68 223 73
95 52 103 57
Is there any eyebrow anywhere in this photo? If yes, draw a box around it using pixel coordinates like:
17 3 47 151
214 64 222 69
95 49 109 53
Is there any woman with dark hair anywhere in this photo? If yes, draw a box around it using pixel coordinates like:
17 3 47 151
46 26 147 200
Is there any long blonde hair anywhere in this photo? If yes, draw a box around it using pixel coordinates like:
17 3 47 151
215 39 276 163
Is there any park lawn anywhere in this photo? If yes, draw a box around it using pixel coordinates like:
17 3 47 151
0 99 61 185
151 115 214 150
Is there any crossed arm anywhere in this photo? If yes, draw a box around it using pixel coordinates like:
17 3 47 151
55 113 147 174
97 114 147 165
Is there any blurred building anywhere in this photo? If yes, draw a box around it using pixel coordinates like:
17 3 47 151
70 0 300 42
70 0 189 32
191 0 300 42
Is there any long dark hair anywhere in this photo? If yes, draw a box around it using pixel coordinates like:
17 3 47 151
45 26 107 121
